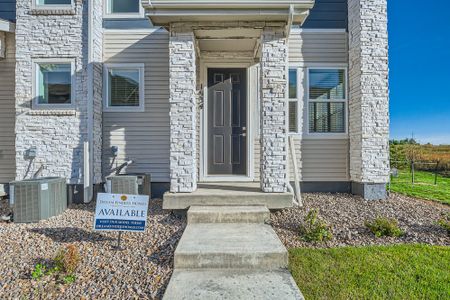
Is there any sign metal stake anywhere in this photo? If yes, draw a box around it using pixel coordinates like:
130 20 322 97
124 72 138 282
113 231 123 251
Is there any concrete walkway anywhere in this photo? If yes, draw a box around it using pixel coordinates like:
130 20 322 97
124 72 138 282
163 206 304 300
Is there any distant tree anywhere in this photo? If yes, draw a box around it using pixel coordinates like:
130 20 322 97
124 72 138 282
390 138 418 145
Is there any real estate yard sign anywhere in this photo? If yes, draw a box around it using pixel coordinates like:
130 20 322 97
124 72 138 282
94 193 149 232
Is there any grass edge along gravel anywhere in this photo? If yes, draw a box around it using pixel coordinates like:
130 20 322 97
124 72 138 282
289 244 450 300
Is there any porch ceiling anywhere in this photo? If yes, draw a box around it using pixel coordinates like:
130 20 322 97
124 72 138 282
142 0 315 26
195 27 261 54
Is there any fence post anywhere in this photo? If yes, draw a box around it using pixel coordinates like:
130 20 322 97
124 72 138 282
411 160 415 185
434 161 439 185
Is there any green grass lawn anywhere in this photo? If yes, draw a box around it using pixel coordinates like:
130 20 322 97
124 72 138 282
390 169 450 205
289 244 450 300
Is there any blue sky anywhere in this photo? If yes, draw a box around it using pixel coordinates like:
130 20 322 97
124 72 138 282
388 1 450 145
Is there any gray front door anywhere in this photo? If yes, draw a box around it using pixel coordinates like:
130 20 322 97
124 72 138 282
207 68 247 175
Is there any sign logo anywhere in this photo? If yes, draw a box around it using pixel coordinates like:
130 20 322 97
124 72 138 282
120 195 128 201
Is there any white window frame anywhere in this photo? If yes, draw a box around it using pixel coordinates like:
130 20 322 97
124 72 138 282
288 68 300 133
32 58 76 110
103 0 144 19
103 63 145 112
32 0 74 10
306 66 348 138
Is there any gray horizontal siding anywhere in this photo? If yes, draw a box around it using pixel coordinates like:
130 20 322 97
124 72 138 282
0 32 16 183
255 138 349 182
302 0 347 29
289 30 348 64
0 0 15 22
102 28 170 182
289 138 349 182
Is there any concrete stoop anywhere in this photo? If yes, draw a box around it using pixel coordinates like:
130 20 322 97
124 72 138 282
188 205 270 224
174 223 288 269
163 206 303 300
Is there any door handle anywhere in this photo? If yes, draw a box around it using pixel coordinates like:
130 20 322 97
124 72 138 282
240 133 247 137
242 127 247 132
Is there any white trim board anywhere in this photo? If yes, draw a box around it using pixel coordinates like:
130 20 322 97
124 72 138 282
0 19 15 32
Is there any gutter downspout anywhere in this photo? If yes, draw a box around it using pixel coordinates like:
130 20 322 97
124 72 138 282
286 4 294 39
84 0 95 203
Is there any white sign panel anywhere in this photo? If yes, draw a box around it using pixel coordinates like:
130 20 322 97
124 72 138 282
94 193 149 232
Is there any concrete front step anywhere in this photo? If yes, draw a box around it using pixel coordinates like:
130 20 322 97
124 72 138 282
163 269 304 300
174 223 288 269
163 182 293 210
188 205 270 224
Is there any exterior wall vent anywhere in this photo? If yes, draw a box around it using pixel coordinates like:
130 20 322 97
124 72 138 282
9 177 67 223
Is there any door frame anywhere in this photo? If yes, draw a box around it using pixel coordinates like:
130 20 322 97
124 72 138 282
200 62 254 182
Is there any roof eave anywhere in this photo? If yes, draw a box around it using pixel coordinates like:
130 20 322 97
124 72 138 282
142 0 315 26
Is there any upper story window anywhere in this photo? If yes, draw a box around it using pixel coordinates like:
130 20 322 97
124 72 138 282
308 68 347 134
105 0 143 17
104 63 145 112
33 59 75 109
35 0 72 6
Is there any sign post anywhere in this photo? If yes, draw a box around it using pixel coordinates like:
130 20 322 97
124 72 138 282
94 193 149 250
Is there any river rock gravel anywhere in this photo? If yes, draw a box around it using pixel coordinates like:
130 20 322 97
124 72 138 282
0 198 186 300
271 193 450 248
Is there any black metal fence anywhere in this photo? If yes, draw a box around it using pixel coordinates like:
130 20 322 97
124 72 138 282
390 160 449 186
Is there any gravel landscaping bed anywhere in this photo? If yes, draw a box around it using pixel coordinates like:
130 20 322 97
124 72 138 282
271 193 450 248
0 198 186 299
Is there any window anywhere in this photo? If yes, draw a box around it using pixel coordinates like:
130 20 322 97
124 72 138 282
308 68 347 134
35 0 72 6
106 0 141 16
104 64 144 112
288 69 298 133
33 60 75 108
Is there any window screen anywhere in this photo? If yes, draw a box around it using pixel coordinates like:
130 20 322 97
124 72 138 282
108 68 140 107
309 69 345 100
289 101 298 133
36 0 71 5
289 69 297 99
308 69 346 133
107 0 140 14
37 63 72 105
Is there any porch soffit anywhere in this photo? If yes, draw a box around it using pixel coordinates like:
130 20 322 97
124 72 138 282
142 0 315 26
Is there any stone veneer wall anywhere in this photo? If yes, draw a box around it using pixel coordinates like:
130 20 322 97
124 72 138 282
15 0 103 185
259 26 289 193
348 0 390 187
168 25 197 193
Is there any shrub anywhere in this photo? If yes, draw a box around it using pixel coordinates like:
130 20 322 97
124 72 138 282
54 244 80 274
63 274 77 285
437 213 450 236
31 244 80 284
365 217 404 238
299 209 333 242
31 263 46 280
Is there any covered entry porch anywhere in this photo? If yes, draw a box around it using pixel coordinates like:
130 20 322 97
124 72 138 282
142 0 315 207
142 1 314 198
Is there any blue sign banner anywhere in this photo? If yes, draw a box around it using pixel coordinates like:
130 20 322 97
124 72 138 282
95 219 146 231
